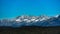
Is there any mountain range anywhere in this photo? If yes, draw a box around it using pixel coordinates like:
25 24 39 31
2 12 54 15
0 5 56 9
0 15 60 27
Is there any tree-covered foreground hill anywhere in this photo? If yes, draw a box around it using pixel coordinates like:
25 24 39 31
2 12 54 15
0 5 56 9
0 26 60 34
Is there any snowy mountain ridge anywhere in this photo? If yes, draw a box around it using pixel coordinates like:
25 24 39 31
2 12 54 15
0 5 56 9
15 15 60 22
0 15 60 27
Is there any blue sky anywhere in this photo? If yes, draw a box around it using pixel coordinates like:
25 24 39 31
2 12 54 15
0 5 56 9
0 0 60 18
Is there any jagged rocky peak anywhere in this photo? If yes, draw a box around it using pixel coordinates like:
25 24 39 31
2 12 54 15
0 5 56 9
16 15 30 19
16 15 49 19
54 15 59 17
15 15 50 22
53 14 60 18
0 15 60 23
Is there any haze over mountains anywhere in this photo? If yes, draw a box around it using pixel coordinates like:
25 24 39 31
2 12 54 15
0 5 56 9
0 15 60 27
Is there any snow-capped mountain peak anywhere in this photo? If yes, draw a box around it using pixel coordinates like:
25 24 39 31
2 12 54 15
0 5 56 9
15 15 50 22
54 15 59 18
0 15 60 27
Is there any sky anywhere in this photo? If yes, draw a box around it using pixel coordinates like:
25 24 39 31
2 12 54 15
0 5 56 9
0 0 60 19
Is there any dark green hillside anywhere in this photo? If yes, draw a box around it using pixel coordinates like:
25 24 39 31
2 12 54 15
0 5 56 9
0 26 60 34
